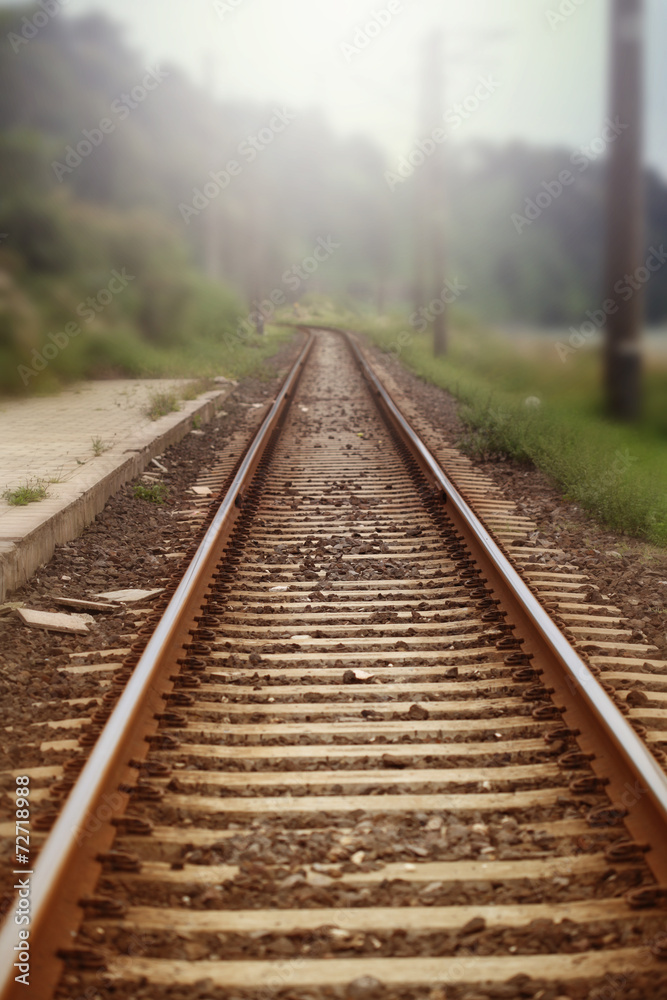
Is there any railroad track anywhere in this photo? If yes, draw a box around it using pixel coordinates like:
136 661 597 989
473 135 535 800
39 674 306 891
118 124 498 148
2 327 667 1000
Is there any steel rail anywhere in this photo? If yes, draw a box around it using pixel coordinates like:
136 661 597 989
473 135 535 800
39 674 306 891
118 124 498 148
342 328 667 881
3 322 666 999
0 331 314 1000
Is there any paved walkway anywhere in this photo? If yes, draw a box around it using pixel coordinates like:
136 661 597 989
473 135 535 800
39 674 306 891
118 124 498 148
0 378 231 600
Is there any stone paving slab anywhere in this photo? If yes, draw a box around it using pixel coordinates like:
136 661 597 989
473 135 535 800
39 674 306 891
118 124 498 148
0 379 233 600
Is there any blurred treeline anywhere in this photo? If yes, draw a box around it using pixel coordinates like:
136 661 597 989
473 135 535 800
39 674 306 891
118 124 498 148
1 6 667 393
0 7 248 392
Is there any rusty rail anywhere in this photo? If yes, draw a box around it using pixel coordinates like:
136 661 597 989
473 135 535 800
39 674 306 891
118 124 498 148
0 331 314 1000
2 322 667 999
342 327 667 883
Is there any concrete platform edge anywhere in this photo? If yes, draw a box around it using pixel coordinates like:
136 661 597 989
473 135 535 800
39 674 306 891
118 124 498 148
0 388 230 601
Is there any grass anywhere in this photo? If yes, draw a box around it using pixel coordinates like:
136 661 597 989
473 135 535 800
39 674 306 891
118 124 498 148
88 323 294 384
180 378 215 401
344 311 667 547
91 437 111 456
3 298 296 398
191 413 202 430
135 324 295 419
145 390 180 421
3 480 48 506
133 482 169 504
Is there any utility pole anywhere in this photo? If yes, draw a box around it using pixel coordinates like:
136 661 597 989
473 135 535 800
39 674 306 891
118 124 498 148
603 0 644 419
420 31 447 355
249 189 265 334
202 53 220 281
412 25 507 351
412 149 427 319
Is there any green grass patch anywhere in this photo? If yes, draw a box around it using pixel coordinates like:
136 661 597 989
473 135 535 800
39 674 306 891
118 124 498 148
274 295 371 333
2 259 299 396
91 437 111 456
75 322 294 385
180 378 216 401
145 390 180 421
133 482 168 504
220 324 296 381
357 314 667 546
3 480 48 505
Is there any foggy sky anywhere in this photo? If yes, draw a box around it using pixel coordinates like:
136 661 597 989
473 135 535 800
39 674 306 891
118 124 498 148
3 0 666 176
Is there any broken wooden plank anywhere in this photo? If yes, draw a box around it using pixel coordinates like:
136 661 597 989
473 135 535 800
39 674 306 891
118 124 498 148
95 588 163 603
0 602 24 617
18 608 91 634
52 596 122 612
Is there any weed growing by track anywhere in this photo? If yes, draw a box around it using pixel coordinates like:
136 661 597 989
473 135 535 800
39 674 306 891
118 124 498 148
91 437 111 456
133 482 168 504
145 390 180 420
180 377 216 400
112 325 294 385
2 480 48 506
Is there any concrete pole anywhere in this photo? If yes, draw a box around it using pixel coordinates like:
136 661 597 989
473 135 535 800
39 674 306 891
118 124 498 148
603 0 644 419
